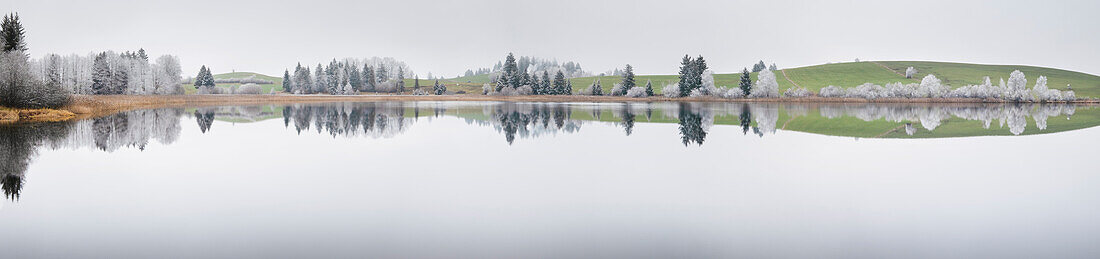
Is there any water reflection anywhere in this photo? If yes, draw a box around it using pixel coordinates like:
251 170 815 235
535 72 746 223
0 102 1096 201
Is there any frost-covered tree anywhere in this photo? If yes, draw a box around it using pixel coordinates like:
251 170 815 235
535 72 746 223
313 64 326 94
396 66 406 92
282 69 292 93
677 55 695 97
621 64 636 90
433 80 446 95
193 65 216 94
348 65 362 91
750 69 779 98
540 71 551 95
644 79 654 97
363 64 376 92
739 68 752 96
552 71 566 95
769 63 778 71
905 67 917 79
1 13 27 52
752 60 766 73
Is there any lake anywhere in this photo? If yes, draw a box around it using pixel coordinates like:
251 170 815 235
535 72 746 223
2 101 1099 258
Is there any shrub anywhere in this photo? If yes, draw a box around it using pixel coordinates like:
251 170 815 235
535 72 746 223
235 83 263 95
625 87 647 98
783 87 811 98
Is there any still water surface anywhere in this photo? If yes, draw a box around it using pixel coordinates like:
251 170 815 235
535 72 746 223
1 101 1099 258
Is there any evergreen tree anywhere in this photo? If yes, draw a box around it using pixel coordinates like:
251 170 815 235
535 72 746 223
396 67 406 92
433 80 446 95
552 71 566 95
752 60 766 72
530 74 541 95
314 64 325 94
644 79 654 97
502 53 519 88
194 65 215 93
414 75 420 90
282 69 293 93
92 52 112 94
540 71 551 95
376 65 388 83
137 48 148 61
565 80 573 95
325 60 338 94
739 68 752 95
363 65 376 92
621 64 636 90
348 65 362 91
1 13 27 52
677 55 695 97
590 79 604 96
769 63 778 71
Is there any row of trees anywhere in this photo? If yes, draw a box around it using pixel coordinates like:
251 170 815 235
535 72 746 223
283 57 412 95
812 71 1075 102
486 53 574 96
0 13 69 108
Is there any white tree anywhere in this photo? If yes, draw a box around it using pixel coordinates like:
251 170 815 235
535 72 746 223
905 67 917 79
750 69 779 98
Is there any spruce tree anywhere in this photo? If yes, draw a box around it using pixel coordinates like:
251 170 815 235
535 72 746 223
348 65 362 90
282 69 292 93
502 53 519 88
414 75 420 90
644 79 654 97
364 65 376 92
1 13 27 52
92 52 112 94
739 68 752 96
396 67 405 92
376 65 387 83
314 64 325 94
530 74 541 95
137 48 148 61
621 64 636 91
541 71 551 95
677 55 694 97
552 71 566 95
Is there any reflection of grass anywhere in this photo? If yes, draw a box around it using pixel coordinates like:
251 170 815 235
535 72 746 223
183 72 284 94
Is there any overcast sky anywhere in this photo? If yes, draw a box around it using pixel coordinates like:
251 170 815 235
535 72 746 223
6 0 1099 77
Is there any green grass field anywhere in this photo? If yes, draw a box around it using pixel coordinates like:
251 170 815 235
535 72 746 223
183 72 284 94
439 61 1100 97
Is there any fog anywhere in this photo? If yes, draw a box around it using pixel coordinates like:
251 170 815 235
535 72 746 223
6 0 1100 81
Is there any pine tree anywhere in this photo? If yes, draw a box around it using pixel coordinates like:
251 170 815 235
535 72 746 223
314 64 325 94
396 67 406 92
137 48 148 61
348 65 362 91
677 55 694 97
752 60 766 72
1 13 27 52
540 71 551 95
376 65 388 83
739 68 752 96
326 60 338 94
694 55 708 88
414 75 420 90
552 71 566 95
644 79 654 97
502 53 519 88
363 64 376 92
282 69 293 93
769 63 778 71
621 64 636 90
565 80 573 95
530 74 541 95
92 52 112 94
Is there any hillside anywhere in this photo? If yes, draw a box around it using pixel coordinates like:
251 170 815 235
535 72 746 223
184 72 285 94
442 61 1100 97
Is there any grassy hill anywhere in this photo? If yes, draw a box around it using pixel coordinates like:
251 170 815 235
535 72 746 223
183 72 284 94
441 61 1100 97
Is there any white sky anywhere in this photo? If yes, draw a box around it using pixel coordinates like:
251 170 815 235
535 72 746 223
5 0 1099 77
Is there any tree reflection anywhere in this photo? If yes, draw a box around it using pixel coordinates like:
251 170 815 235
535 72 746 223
678 103 707 146
195 109 215 133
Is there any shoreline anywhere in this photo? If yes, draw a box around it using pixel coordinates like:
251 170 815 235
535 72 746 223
3 94 1098 124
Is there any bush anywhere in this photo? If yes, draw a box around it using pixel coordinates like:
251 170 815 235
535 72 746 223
662 83 679 97
236 83 263 95
625 87 648 98
783 87 811 98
